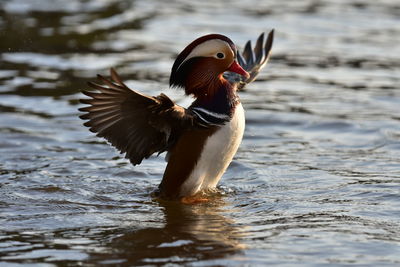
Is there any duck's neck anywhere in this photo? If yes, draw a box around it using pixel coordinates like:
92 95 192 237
191 77 239 117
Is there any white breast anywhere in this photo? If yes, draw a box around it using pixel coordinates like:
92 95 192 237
180 103 245 196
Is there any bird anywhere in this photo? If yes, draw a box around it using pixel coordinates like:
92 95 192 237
79 30 274 203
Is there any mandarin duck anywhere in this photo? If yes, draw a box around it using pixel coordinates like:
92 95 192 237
79 30 274 203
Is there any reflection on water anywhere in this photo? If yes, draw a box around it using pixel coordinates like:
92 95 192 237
1 198 246 265
89 200 245 265
1 0 400 265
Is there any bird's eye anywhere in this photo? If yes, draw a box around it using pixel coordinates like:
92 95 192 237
216 52 225 59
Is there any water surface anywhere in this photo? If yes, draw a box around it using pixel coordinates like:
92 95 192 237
1 0 400 265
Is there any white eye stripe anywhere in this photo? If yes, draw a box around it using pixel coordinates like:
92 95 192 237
177 39 233 71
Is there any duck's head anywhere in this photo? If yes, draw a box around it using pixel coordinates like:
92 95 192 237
169 34 249 98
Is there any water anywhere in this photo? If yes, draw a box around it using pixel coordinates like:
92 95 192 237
1 0 400 265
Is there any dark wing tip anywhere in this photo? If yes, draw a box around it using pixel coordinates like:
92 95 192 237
110 67 126 87
79 113 90 120
242 40 254 67
265 29 274 58
78 106 88 112
86 81 98 89
81 90 95 98
225 29 274 89
254 32 265 63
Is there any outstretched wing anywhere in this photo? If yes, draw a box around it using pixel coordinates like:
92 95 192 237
79 68 196 165
224 29 274 90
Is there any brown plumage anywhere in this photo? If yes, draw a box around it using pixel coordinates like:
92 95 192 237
79 69 199 165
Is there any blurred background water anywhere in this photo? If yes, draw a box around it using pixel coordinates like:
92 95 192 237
1 0 400 265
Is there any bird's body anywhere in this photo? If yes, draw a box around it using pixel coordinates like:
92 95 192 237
179 103 245 196
79 31 274 202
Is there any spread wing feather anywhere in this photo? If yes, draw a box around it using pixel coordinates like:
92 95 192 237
79 68 197 165
224 29 274 90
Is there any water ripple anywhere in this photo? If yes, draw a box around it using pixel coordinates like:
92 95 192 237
1 0 400 266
